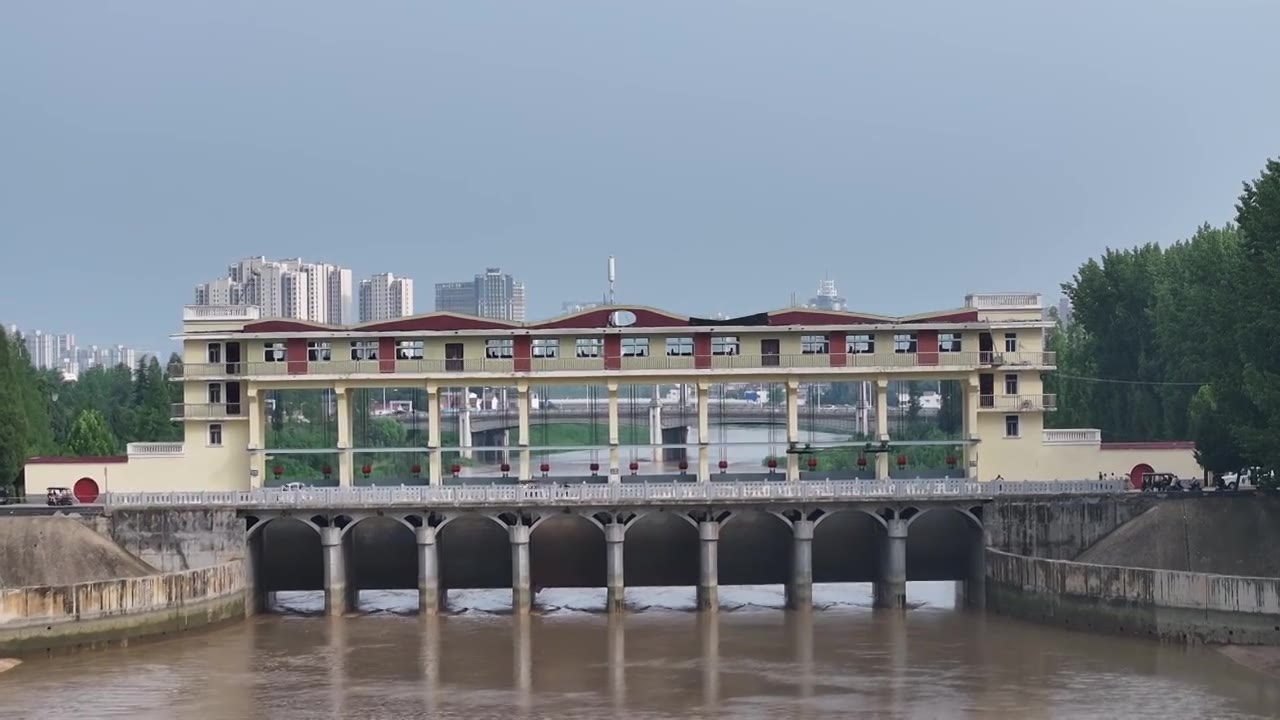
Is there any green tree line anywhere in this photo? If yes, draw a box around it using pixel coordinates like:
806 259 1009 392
0 329 181 492
1047 158 1280 481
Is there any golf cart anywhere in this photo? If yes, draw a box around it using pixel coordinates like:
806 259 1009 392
1140 472 1199 492
46 487 74 506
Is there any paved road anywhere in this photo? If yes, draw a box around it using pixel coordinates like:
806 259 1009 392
0 504 105 517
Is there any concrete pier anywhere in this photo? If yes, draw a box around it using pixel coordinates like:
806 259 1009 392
786 519 814 610
605 523 626 612
510 524 532 612
416 525 441 614
697 520 719 611
874 518 908 609
321 526 350 616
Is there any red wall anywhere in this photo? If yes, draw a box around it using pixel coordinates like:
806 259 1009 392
694 334 712 370
286 338 308 375
604 335 621 370
917 330 939 366
379 337 396 373
828 334 846 367
514 336 531 372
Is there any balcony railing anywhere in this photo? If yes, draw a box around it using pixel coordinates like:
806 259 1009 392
126 442 185 457
964 293 1042 310
978 394 1057 412
170 403 247 420
1042 428 1101 445
182 305 261 321
171 351 1056 379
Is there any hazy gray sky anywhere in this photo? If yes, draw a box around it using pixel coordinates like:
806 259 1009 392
2 1 1277 349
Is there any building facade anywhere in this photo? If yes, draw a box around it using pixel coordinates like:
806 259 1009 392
195 256 352 324
26 292 1201 495
434 268 525 320
358 273 414 322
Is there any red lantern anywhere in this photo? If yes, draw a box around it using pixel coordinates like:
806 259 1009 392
627 461 637 474
590 462 600 474
540 462 550 474
717 460 728 472
322 464 333 477
500 462 511 473
678 459 689 472
896 455 907 468
272 466 283 477
411 464 422 476
807 456 818 469
361 463 372 476
856 455 867 468
767 457 778 469
450 463 461 475
946 455 957 468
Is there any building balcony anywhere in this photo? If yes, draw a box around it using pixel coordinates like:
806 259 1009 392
170 403 248 420
170 350 1056 381
978 394 1057 412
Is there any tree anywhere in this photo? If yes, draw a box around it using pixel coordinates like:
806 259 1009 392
1187 386 1244 476
66 409 118 457
1233 159 1280 472
0 329 30 491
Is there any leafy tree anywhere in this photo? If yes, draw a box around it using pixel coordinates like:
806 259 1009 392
1233 159 1280 472
1187 386 1243 475
67 409 117 457
0 329 30 491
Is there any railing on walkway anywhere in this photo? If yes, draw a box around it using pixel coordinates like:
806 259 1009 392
125 442 185 457
101 478 1127 509
1042 428 1102 445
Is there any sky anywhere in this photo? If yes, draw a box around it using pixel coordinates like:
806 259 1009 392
2 1 1278 350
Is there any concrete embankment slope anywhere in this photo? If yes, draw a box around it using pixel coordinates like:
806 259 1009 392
1076 496 1280 577
0 517 155 588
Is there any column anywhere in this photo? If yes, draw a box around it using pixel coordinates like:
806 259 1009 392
605 522 625 612
608 613 626 711
321 526 350 616
608 383 620 478
416 525 440 614
874 518 907 609
426 385 443 485
696 383 710 481
785 379 800 481
458 406 473 461
697 520 719 611
517 384 532 481
247 389 265 488
510 524 532 613
965 375 980 479
336 386 353 487
875 379 890 481
785 519 814 610
648 398 663 466
958 526 986 610
245 531 266 615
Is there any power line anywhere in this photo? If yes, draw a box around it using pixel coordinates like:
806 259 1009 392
1054 373 1207 387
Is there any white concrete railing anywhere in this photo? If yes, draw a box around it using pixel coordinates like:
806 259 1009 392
182 304 261 321
126 442 185 457
1043 429 1102 445
964 293 1043 310
100 479 1128 509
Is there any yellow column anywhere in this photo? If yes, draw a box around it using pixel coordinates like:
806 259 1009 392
607 383 620 480
785 379 800 481
336 385 353 487
427 384 442 485
697 383 710 481
875 379 890 481
517 384 531 481
247 387 264 488
965 375 980 480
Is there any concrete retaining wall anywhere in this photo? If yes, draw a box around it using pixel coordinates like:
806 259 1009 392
88 509 245 572
0 561 245 657
986 549 1280 645
985 494 1156 559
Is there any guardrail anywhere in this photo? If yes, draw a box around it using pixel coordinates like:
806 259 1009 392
125 442 185 457
978 394 1058 412
1043 428 1102 445
100 478 1127 508
170 403 247 420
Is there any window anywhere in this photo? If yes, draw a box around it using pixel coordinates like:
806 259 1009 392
712 336 740 356
940 333 963 352
208 423 223 447
666 336 694 356
1004 415 1020 438
576 338 603 358
207 383 222 404
1004 374 1019 395
308 341 332 362
801 334 829 355
350 341 378 361
485 339 514 359
533 338 559 358
206 343 222 364
847 334 874 354
622 337 649 357
263 342 286 362
1004 333 1018 352
396 340 424 360
894 333 918 354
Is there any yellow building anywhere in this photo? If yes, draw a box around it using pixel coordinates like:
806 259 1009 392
25 293 1200 497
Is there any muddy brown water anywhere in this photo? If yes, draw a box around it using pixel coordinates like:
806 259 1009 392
2 583 1278 719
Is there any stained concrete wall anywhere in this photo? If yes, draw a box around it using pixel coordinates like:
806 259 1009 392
0 561 245 657
88 509 245 572
986 549 1280 645
985 494 1156 559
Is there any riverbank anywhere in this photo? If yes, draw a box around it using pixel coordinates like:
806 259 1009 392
1220 646 1280 679
0 658 19 674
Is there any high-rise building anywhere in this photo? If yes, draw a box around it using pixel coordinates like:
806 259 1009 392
358 273 415 322
807 277 847 312
435 268 526 321
195 256 352 323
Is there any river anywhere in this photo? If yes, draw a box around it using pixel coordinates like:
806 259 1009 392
3 583 1279 719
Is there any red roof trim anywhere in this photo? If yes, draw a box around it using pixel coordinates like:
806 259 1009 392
532 306 691 330
1100 441 1195 451
26 456 128 465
